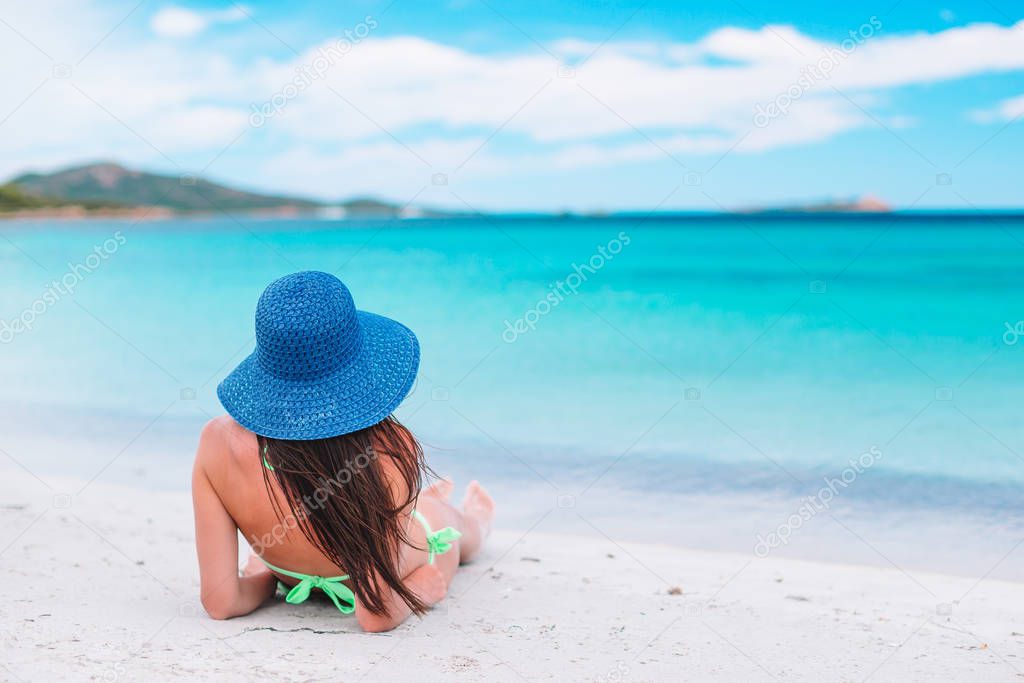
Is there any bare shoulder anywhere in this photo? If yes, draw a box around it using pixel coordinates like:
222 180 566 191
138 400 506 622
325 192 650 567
196 415 256 475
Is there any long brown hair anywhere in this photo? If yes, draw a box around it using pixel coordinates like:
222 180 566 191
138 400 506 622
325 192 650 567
258 416 429 616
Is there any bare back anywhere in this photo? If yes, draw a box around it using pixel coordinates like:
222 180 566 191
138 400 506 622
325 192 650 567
198 415 432 582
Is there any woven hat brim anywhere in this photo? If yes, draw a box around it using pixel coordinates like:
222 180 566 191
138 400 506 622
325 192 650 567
216 311 419 440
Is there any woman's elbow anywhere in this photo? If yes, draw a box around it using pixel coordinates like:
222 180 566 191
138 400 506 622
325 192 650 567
202 601 234 620
201 593 238 620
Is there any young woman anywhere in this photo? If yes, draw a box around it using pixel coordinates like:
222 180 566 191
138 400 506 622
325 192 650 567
192 270 494 632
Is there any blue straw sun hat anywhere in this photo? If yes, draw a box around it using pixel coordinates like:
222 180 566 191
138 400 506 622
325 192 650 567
217 271 419 440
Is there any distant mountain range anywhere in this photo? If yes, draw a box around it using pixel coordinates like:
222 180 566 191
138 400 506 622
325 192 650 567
0 162 422 218
0 161 901 219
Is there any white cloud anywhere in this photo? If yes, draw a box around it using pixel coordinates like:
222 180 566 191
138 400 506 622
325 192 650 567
826 20 1024 90
689 24 828 63
970 94 1024 123
2 1 1024 196
550 38 663 61
253 138 493 199
539 96 865 169
150 5 247 39
147 105 249 149
257 18 1024 158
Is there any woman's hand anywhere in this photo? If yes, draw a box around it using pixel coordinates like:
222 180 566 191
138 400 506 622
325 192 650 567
242 552 269 577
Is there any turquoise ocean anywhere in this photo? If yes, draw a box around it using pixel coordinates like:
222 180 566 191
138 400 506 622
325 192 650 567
1 215 1022 578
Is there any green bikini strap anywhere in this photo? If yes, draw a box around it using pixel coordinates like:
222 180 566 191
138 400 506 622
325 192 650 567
261 558 355 614
411 509 462 564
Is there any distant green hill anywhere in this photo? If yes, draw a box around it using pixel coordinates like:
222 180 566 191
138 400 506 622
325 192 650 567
1 161 456 218
0 183 52 210
9 162 324 213
0 182 124 212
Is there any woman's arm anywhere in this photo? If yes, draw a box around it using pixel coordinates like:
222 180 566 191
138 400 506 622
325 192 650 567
355 563 448 632
192 425 277 620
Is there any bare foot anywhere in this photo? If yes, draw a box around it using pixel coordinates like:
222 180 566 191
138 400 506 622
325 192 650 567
462 481 495 539
423 477 454 501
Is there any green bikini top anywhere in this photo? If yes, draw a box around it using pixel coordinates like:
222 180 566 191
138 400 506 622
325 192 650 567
259 446 461 615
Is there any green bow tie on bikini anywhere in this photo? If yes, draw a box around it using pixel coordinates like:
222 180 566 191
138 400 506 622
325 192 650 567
260 447 461 614
260 559 358 614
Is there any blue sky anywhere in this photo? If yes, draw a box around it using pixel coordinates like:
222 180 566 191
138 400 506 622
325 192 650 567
2 0 1023 210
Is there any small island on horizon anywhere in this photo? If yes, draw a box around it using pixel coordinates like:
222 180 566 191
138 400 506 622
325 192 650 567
737 194 892 214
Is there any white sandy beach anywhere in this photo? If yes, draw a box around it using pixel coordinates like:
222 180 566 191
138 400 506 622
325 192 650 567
1 468 1022 682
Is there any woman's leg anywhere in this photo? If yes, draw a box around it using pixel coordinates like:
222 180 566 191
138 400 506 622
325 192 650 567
420 479 494 564
456 481 493 563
